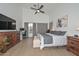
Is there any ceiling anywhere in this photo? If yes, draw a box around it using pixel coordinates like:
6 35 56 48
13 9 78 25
21 3 79 15
21 3 56 15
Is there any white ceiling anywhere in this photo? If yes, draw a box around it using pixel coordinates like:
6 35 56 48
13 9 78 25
21 3 79 16
1 3 79 16
21 3 57 14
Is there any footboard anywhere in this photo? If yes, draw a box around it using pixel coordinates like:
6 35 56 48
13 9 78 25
38 34 53 50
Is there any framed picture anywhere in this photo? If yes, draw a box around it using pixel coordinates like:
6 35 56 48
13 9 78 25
57 15 68 28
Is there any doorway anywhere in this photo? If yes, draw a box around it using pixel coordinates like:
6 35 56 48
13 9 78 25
24 22 48 37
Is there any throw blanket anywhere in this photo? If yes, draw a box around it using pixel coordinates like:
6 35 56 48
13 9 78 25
41 34 53 44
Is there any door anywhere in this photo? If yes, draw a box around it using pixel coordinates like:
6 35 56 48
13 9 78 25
37 23 48 34
28 23 33 37
24 22 28 37
33 23 36 36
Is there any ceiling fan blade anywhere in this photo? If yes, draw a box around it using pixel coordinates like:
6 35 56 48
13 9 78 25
34 11 38 14
33 4 36 7
40 10 45 13
39 5 43 9
30 7 37 10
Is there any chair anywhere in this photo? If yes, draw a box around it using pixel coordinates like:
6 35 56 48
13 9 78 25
22 30 27 39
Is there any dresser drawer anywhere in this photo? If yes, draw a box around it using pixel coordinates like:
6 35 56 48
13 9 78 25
68 39 79 46
67 36 79 55
68 39 74 45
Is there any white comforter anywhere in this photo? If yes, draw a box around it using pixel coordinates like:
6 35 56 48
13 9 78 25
46 33 67 46
38 33 67 50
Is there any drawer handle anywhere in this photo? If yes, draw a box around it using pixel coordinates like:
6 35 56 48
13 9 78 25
71 46 75 49
71 42 74 44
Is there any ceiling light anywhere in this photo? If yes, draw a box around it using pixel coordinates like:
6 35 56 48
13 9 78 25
37 10 40 12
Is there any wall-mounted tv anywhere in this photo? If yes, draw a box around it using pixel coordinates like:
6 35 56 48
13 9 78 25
0 14 16 30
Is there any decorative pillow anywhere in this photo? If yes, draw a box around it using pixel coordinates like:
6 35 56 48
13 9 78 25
50 31 66 36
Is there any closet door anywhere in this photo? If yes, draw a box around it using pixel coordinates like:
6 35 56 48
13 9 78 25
24 22 28 31
37 23 48 34
49 22 53 30
33 23 36 36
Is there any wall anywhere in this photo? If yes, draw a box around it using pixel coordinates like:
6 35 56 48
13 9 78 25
1 3 79 35
50 3 79 35
0 3 22 30
22 7 50 28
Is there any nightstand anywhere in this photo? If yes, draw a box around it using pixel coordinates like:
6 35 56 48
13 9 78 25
67 36 79 55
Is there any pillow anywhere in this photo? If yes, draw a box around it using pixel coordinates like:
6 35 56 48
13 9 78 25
50 31 66 36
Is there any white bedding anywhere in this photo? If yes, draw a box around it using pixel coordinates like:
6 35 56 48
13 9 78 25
46 33 67 46
38 33 67 50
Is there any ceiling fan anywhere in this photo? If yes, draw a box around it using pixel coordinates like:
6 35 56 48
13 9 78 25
30 3 45 14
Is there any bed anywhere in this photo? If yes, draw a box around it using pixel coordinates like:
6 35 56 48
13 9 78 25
37 31 67 50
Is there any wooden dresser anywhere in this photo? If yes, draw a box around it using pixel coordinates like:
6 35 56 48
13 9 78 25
67 36 79 55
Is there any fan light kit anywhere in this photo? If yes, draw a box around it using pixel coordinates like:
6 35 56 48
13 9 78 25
30 3 45 14
37 10 40 13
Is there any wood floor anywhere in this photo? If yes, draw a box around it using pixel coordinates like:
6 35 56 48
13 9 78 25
1 38 75 56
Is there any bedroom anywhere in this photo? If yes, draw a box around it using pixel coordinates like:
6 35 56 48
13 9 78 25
0 3 79 56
